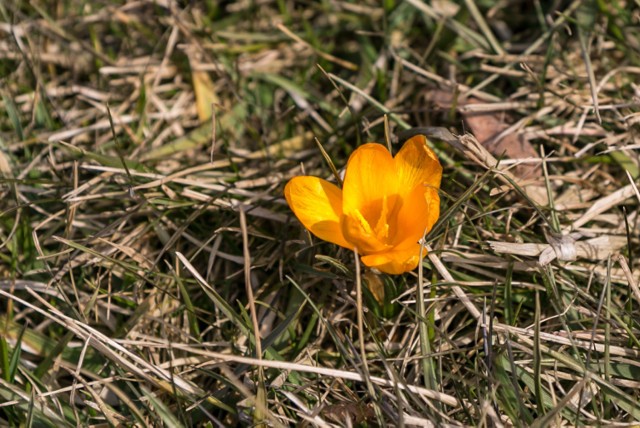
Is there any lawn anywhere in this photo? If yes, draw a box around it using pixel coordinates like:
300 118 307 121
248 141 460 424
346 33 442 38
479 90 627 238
1 0 640 426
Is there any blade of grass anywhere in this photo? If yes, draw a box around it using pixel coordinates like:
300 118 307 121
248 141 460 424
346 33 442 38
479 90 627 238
533 291 544 417
417 239 439 414
141 386 185 428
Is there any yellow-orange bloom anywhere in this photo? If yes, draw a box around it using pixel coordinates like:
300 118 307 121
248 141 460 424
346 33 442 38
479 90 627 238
284 135 442 274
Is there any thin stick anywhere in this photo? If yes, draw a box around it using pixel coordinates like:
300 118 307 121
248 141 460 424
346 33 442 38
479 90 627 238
210 104 217 162
354 250 377 400
276 23 357 70
384 114 392 152
239 207 267 423
426 245 481 320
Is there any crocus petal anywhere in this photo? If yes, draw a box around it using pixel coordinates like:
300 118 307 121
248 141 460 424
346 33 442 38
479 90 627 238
360 244 425 275
284 176 352 249
394 135 442 193
392 186 441 248
342 143 397 225
423 187 441 234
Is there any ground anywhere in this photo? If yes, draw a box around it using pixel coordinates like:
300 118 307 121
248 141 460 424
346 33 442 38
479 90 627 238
1 0 640 426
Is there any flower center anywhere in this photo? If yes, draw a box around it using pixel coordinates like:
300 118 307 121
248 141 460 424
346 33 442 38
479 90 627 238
342 194 401 254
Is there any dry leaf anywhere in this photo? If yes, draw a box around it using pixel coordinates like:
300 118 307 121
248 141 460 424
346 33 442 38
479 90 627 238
427 90 541 180
364 270 385 305
185 47 218 122
489 235 627 265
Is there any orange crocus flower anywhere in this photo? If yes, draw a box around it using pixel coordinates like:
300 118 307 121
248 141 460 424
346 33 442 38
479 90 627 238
284 135 442 274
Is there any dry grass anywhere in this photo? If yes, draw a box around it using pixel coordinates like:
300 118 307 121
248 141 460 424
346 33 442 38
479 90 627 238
1 0 640 426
